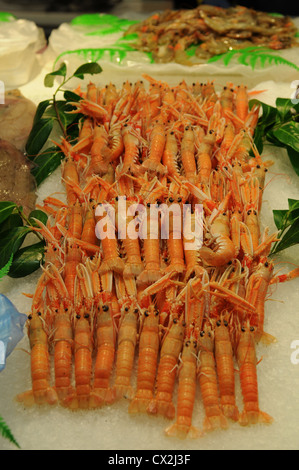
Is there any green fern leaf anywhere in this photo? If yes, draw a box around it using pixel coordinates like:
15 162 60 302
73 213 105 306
109 49 117 61
237 51 250 66
118 50 128 63
249 53 260 69
93 49 105 61
222 50 238 66
0 416 20 448
208 46 254 65
208 46 299 72
74 47 130 64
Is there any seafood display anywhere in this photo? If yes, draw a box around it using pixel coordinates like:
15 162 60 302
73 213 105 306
124 4 298 64
15 75 299 440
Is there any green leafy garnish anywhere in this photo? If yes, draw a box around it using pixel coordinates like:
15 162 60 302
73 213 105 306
0 226 31 268
8 241 45 278
0 202 18 225
30 147 64 187
25 61 103 186
0 202 47 278
25 118 54 157
0 254 13 280
71 62 103 79
270 199 299 255
249 97 299 254
250 97 299 176
44 61 102 90
43 61 67 88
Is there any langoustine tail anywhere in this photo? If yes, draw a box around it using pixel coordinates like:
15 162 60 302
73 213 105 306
203 412 228 433
147 397 176 420
164 422 201 439
239 408 273 426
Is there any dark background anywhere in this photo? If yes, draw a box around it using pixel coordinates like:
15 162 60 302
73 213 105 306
174 0 299 16
0 0 298 38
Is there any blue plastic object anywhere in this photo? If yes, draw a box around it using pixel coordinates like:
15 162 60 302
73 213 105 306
0 294 27 372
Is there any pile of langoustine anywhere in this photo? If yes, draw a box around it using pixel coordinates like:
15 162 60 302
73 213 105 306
16 75 299 439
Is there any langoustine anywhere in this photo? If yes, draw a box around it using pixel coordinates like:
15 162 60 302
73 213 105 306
16 74 299 442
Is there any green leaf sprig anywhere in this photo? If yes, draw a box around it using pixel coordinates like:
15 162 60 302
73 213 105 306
0 254 13 280
25 61 103 186
0 201 47 279
250 97 299 176
249 97 299 255
270 198 299 255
